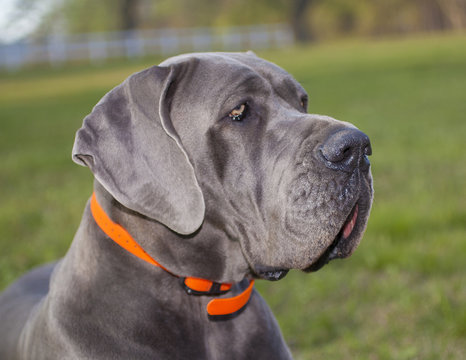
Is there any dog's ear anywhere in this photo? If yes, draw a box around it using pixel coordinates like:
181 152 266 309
72 65 205 235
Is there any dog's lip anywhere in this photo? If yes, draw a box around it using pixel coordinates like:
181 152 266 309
306 202 360 272
342 203 358 240
253 265 289 281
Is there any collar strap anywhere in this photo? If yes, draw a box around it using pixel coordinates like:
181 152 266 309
90 192 254 318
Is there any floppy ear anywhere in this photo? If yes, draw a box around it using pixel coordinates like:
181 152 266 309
72 65 205 235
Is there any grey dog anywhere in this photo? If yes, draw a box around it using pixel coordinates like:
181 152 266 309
0 52 373 359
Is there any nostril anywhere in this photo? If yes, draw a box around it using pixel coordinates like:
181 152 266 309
342 146 352 159
320 146 350 164
319 128 371 172
364 144 372 156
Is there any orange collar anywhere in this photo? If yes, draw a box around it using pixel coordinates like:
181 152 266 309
90 192 254 318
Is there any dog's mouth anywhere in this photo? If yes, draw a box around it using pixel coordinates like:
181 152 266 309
305 202 359 272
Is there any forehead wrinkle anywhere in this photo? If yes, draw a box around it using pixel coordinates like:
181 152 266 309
163 52 303 94
197 54 275 95
228 54 306 96
165 52 277 100
226 73 271 96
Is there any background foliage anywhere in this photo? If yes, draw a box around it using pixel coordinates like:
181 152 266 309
1 31 465 358
10 0 466 42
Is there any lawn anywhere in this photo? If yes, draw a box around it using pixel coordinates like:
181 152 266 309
1 32 465 359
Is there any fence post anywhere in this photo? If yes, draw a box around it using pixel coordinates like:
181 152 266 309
47 35 67 66
88 33 108 64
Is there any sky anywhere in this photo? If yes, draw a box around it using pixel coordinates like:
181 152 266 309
0 0 55 43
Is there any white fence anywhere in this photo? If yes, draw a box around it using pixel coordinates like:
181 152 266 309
0 24 294 70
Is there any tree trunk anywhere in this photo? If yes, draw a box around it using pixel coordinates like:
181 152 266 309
120 0 140 31
436 0 466 30
291 0 314 43
418 0 448 31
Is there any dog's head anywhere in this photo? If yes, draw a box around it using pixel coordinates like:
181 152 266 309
73 52 373 281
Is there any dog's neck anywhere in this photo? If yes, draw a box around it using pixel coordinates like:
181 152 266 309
88 181 249 283
88 188 255 316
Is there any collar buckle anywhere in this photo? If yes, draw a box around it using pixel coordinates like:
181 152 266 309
181 277 232 296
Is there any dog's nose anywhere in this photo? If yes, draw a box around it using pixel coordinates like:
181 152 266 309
319 128 371 172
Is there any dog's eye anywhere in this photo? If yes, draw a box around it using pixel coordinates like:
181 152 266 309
300 96 308 111
229 104 247 121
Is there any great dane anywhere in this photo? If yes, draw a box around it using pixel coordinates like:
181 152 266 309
0 52 373 359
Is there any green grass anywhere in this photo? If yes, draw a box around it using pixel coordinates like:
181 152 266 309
1 32 465 359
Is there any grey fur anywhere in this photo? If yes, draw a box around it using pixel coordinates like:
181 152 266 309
0 52 373 359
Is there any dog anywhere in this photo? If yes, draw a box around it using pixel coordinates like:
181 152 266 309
0 52 373 359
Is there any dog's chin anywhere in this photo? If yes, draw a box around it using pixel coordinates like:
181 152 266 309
305 201 364 273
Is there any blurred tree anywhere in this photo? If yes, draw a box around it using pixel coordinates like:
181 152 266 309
8 0 466 42
417 0 449 30
433 0 466 30
16 0 142 36
121 0 140 30
291 0 314 42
